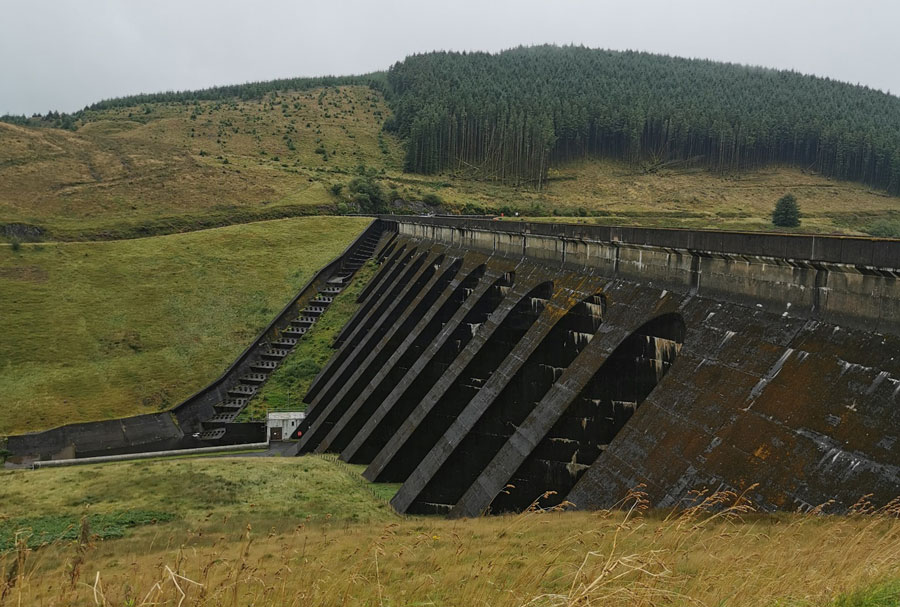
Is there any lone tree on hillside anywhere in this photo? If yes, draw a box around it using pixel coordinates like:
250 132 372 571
772 194 800 228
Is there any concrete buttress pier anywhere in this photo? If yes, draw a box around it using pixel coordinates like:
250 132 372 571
297 217 900 515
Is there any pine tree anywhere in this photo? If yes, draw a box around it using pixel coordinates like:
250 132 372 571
383 46 900 194
772 194 801 228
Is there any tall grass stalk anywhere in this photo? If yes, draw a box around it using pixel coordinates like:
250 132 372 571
2 487 897 606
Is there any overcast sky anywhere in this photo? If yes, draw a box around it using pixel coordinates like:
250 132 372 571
1 0 897 115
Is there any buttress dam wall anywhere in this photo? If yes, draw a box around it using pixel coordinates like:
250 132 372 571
297 217 900 515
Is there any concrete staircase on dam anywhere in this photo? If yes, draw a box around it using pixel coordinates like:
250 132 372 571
195 230 386 442
294 216 900 516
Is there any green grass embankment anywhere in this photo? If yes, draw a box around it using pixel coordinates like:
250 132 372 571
0 216 370 435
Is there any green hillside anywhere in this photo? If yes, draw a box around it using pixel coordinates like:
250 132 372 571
0 216 369 435
2 87 899 239
3 46 900 240
0 86 403 240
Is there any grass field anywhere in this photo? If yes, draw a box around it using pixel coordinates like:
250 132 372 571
3 86 900 241
449 160 900 235
0 216 370 435
0 457 897 606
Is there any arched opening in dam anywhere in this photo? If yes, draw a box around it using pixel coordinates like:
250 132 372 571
489 311 686 513
353 270 516 468
341 263 488 463
406 293 607 515
370 280 554 483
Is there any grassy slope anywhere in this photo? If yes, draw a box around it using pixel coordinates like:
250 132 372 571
0 86 404 239
0 458 897 606
0 216 370 435
444 159 900 235
0 456 397 526
2 86 899 240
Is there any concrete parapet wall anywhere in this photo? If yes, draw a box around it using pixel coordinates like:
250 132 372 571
390 216 900 267
388 218 899 335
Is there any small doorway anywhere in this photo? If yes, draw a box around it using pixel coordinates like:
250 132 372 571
269 427 283 441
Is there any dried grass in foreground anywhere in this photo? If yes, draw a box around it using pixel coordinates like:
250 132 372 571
2 487 899 607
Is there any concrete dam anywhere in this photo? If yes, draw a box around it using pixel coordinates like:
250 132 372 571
7 216 900 517
296 217 900 516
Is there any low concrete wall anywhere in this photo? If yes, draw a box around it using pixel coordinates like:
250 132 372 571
7 412 181 462
32 441 270 469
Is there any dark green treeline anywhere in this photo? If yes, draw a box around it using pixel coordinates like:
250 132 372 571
385 46 900 192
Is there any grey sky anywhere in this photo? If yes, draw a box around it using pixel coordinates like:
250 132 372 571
1 0 896 115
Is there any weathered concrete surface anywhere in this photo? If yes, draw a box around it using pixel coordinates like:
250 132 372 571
296 249 442 448
392 279 608 515
364 265 552 484
452 298 682 518
318 255 471 454
568 291 900 513
396 217 900 335
342 256 504 465
296 217 899 515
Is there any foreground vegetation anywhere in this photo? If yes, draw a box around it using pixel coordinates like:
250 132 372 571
0 457 897 606
0 216 369 435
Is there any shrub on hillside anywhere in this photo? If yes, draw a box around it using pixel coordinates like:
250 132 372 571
349 176 387 213
422 193 443 206
866 218 900 239
772 194 800 228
